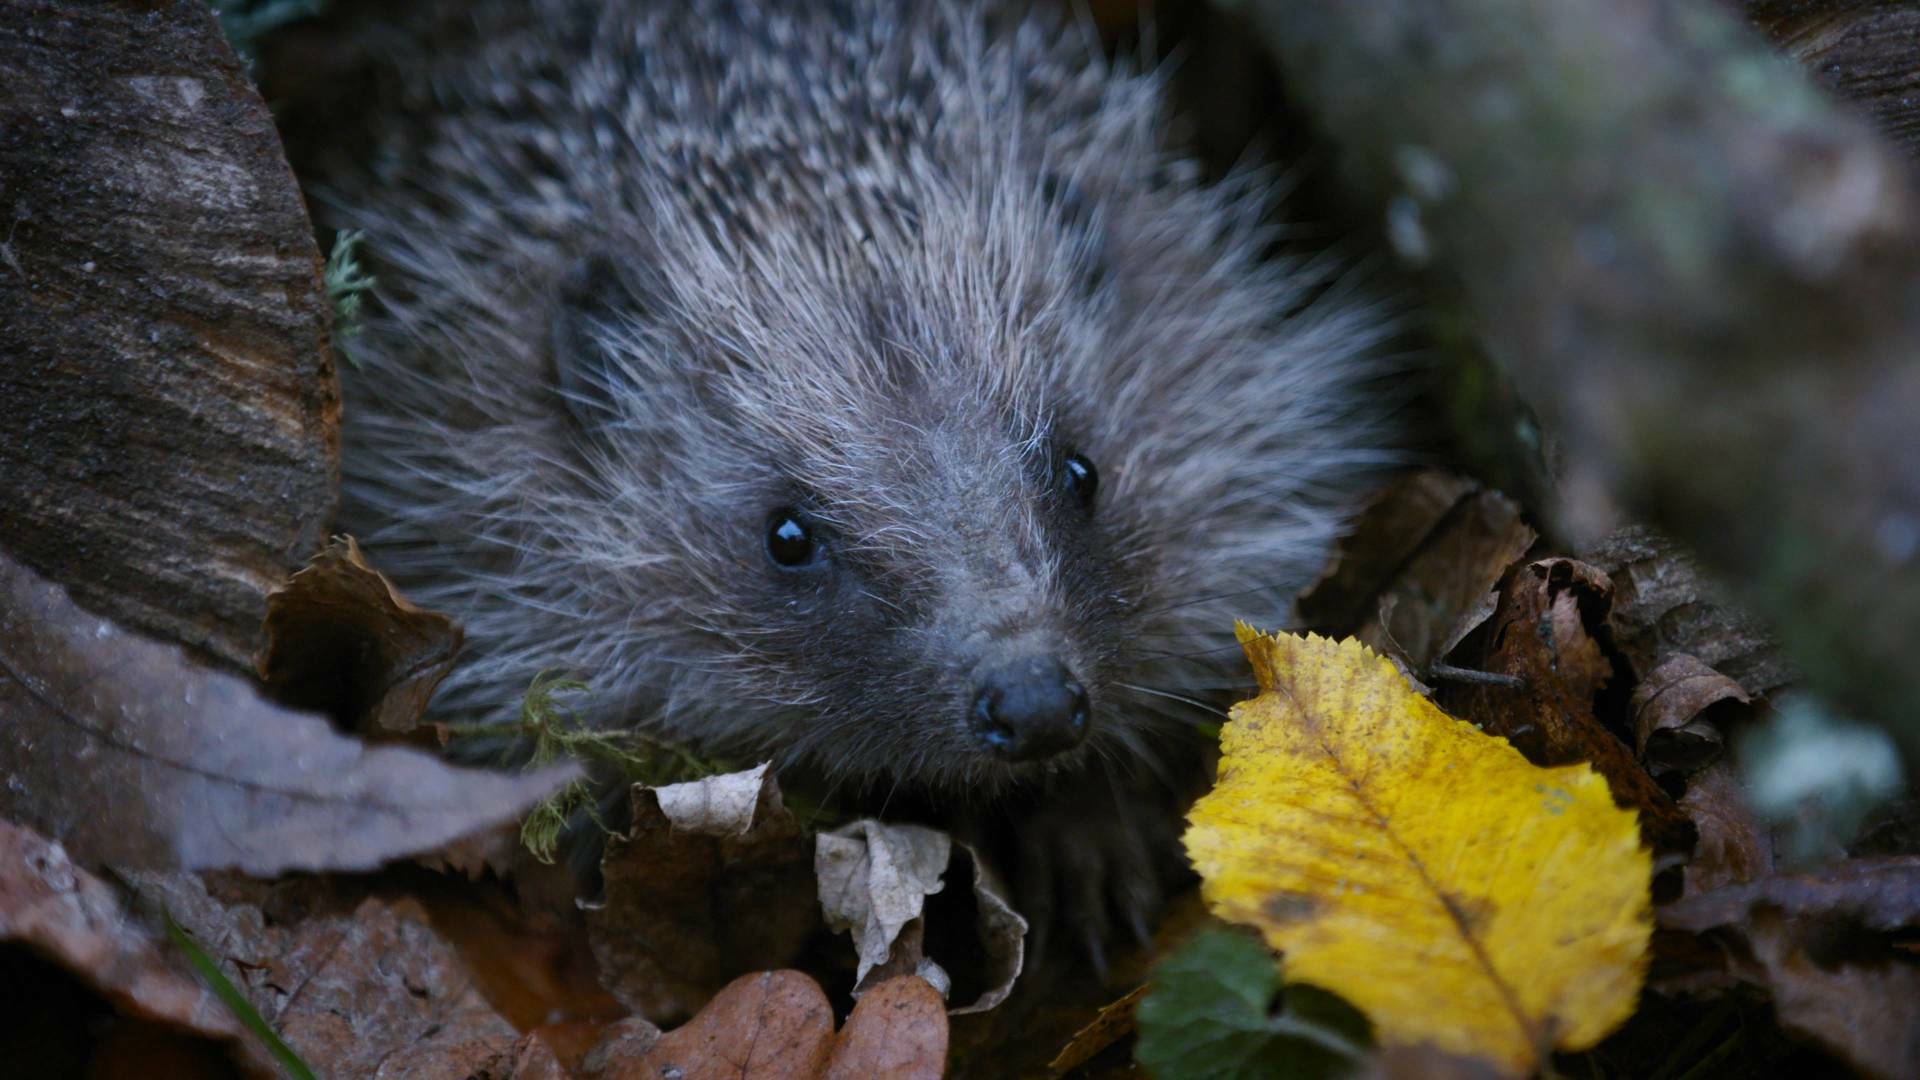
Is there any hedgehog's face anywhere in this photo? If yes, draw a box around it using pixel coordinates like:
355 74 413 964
755 446 1102 765
679 383 1141 793
547 254 1160 791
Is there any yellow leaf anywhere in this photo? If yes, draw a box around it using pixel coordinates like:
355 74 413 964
1184 628 1651 1075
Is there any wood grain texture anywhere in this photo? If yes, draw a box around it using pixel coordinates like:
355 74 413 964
1746 1 1920 157
0 0 338 669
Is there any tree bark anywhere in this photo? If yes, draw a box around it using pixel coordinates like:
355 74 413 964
1747 0 1920 157
1226 0 1920 757
0 0 339 670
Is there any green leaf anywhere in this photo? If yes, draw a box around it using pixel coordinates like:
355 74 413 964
1136 928 1372 1080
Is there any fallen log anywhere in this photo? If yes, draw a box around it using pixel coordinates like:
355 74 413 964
0 0 339 669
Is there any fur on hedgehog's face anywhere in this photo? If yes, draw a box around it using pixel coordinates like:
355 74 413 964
545 246 1148 792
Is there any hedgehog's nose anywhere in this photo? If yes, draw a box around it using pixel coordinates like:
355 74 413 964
969 656 1089 762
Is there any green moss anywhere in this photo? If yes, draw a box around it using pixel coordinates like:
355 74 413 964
323 229 375 364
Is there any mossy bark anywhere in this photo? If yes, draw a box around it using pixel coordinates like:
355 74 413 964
1228 0 1920 757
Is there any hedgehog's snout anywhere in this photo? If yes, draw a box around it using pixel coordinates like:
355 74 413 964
966 654 1089 762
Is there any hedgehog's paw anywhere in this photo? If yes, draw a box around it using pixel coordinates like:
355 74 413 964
1004 775 1192 977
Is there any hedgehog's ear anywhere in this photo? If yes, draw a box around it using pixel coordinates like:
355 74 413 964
549 250 659 436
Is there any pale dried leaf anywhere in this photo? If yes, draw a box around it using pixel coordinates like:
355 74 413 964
0 551 574 874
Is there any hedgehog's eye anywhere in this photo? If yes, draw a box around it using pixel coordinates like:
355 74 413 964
766 510 825 569
1063 452 1098 508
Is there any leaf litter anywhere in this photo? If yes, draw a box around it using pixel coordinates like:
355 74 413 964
1 461 1912 1077
0 548 575 875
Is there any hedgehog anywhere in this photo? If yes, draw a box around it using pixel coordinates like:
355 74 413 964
315 0 1405 966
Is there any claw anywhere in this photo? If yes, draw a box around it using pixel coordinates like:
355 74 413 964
1080 922 1109 980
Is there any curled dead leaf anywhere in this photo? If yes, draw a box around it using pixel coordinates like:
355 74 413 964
817 819 1026 1014
1442 559 1697 864
585 765 818 1021
1658 855 1920 934
1631 654 1749 776
1582 526 1797 696
0 550 574 874
255 535 462 737
613 970 836 1080
1675 762 1775 897
1296 470 1536 674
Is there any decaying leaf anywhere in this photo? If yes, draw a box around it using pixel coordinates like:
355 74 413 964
1135 927 1372 1080
576 1017 664 1079
1296 470 1536 673
817 821 951 995
256 535 462 736
1676 762 1775 896
1442 559 1697 863
1631 654 1749 776
1044 984 1148 1077
1739 910 1920 1080
583 970 949 1080
0 821 264 1075
1581 526 1798 696
585 764 819 1021
1187 630 1651 1075
817 819 1026 1014
612 970 836 1079
824 974 949 1080
1658 855 1920 933
130 870 525 1077
0 550 574 874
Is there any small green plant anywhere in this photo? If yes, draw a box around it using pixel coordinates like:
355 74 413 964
324 229 376 363
167 914 317 1079
453 671 721 862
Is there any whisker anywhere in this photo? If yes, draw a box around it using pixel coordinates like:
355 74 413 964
1133 581 1296 619
1116 682 1230 720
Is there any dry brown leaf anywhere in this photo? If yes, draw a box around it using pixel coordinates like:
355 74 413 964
1582 526 1798 695
825 975 949 1080
1655 856 1920 1076
1296 470 1535 672
1676 762 1775 896
131 870 524 1077
486 1033 571 1080
0 550 575 874
585 765 819 1021
576 1017 665 1079
1658 855 1920 934
256 535 462 737
414 873 628 1062
614 970 837 1080
1743 910 1920 1080
1631 654 1749 776
1043 984 1148 1077
1443 558 1697 863
0 821 267 1076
